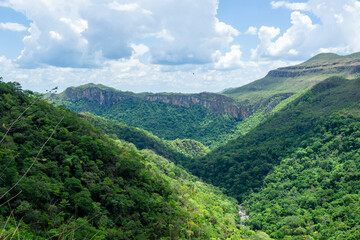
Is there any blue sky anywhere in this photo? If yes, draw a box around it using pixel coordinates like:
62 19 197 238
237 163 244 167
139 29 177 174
0 0 360 93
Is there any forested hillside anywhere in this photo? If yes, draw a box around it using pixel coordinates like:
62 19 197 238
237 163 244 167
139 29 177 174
245 114 360 239
3 0 360 238
0 80 262 239
187 76 360 238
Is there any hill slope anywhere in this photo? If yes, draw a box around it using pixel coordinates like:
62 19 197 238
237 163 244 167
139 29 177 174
244 113 360 239
83 113 209 161
186 76 360 238
190 76 360 199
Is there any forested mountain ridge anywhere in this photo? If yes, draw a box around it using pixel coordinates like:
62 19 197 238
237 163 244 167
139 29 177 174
244 113 360 239
50 86 242 148
190 76 360 199
0 80 264 239
56 84 245 119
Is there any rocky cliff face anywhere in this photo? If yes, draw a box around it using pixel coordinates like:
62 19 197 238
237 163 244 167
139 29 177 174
144 93 249 119
62 87 136 107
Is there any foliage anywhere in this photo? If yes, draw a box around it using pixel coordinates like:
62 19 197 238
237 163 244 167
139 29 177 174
244 113 360 239
5 74 360 239
169 139 210 159
138 146 258 240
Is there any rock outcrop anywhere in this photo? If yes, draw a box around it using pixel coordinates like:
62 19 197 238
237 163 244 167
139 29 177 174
62 87 136 107
144 93 248 119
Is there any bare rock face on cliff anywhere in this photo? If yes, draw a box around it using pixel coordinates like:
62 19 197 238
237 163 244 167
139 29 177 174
62 86 136 107
144 93 248 119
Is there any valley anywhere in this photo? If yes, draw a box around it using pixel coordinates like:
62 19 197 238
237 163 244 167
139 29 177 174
2 52 360 239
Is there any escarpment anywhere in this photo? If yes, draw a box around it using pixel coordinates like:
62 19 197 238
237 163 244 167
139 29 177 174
267 58 360 78
144 93 248 119
58 86 294 120
62 87 136 107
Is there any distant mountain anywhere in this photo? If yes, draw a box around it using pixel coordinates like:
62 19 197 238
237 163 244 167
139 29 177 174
219 87 235 93
57 84 247 119
51 85 250 147
224 52 360 103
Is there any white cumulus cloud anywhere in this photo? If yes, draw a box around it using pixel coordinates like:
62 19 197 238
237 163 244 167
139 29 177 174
251 26 280 59
149 1 239 65
214 45 244 70
3 0 239 68
245 26 258 35
254 0 360 60
1 52 300 95
131 43 149 57
271 1 309 10
0 22 28 31
108 2 140 12
49 31 63 40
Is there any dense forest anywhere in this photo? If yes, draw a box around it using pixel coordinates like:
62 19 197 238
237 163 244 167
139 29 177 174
84 113 209 162
245 114 360 239
0 80 263 239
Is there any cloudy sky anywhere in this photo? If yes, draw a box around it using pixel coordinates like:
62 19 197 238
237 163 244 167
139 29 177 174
1 0 360 93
